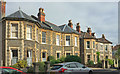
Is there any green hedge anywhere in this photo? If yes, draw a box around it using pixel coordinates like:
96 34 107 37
65 55 81 63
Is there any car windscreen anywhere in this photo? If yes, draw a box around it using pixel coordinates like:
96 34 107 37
2 68 21 74
51 65 63 70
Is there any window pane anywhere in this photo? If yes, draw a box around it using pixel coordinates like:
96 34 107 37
42 32 46 43
57 53 60 58
87 41 90 48
87 55 90 62
27 25 32 39
12 50 18 57
36 29 38 40
42 52 46 58
66 36 70 46
69 63 77 68
93 41 95 48
11 24 18 37
66 53 70 56
75 37 77 46
56 35 60 45
66 36 70 40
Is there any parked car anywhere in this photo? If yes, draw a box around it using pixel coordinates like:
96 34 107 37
50 62 93 74
0 66 26 74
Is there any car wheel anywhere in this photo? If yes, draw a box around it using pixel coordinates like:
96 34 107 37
89 70 93 74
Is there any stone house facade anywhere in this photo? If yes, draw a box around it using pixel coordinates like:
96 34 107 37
0 3 114 68
80 27 112 68
2 8 80 66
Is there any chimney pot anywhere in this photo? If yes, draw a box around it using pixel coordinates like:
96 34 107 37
68 20 73 29
76 23 81 33
102 34 105 38
39 8 42 12
87 27 92 35
69 20 72 23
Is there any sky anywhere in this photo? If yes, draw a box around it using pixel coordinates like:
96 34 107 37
4 1 118 45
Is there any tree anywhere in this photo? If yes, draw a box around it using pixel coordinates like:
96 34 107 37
96 52 100 63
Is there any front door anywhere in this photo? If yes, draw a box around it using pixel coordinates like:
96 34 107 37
27 50 32 66
11 50 18 65
42 52 46 61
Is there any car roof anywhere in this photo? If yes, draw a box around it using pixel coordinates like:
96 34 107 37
54 62 81 65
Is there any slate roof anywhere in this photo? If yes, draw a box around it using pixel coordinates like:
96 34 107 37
59 24 80 34
80 32 96 39
4 10 37 22
43 21 62 32
96 38 112 44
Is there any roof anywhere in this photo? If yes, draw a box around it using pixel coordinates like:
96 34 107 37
59 24 80 34
96 38 112 44
43 21 62 32
4 10 37 22
80 32 96 39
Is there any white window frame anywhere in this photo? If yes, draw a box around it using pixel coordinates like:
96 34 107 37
26 25 32 40
56 35 60 45
42 31 46 44
86 41 90 49
66 36 70 46
93 41 95 48
11 24 18 38
36 29 38 41
75 37 77 46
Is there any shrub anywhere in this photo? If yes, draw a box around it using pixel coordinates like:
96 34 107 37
65 55 81 63
97 61 102 68
38 62 45 72
10 63 19 69
50 59 61 66
88 60 94 66
10 60 27 69
59 56 65 62
108 59 113 65
17 60 27 68
27 66 34 73
47 56 55 61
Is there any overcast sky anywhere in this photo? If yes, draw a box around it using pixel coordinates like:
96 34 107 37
5 1 118 45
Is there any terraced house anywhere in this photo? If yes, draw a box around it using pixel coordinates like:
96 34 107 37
0 2 113 68
80 28 112 68
1 8 80 66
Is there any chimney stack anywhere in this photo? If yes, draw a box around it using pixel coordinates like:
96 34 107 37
102 34 105 39
38 8 45 22
87 27 92 35
76 23 81 33
1 0 6 19
68 20 73 29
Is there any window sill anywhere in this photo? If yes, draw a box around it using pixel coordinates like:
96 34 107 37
26 38 32 40
86 48 90 49
10 37 18 39
42 43 46 44
65 45 70 46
